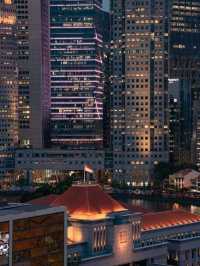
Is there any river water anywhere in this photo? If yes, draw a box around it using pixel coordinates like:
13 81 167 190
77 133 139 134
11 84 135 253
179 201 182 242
114 195 200 215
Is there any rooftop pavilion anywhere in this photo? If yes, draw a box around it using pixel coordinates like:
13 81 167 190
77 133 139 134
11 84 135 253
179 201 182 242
30 182 200 266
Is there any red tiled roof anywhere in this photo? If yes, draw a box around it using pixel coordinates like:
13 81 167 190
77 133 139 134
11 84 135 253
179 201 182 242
29 194 57 206
51 184 126 220
142 210 200 231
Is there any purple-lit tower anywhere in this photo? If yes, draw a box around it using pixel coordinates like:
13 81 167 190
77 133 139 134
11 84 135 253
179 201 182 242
50 0 104 149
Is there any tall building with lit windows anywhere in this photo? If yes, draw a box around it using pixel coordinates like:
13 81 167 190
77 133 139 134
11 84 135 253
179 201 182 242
50 0 104 149
15 0 50 148
110 0 169 184
0 0 18 178
169 0 200 166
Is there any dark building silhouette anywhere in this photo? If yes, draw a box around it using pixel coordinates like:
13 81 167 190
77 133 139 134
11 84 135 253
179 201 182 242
169 0 200 166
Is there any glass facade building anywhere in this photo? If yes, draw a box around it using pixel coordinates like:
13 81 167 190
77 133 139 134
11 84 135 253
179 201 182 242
0 0 18 179
0 222 9 266
50 0 104 149
169 0 200 166
12 213 65 265
0 204 66 266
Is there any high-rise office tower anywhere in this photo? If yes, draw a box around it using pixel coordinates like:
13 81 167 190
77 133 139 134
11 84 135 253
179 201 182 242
168 79 192 164
101 10 112 162
15 0 50 148
0 0 18 178
110 0 169 184
192 86 200 168
169 0 200 166
50 0 104 149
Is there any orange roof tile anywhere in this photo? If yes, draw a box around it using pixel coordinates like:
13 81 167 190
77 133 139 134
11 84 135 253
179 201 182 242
142 210 200 231
51 183 127 220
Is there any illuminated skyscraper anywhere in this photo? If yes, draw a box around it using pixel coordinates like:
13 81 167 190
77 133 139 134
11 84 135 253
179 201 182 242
110 0 169 184
169 0 200 167
0 0 18 178
50 0 104 149
168 79 192 164
15 0 50 148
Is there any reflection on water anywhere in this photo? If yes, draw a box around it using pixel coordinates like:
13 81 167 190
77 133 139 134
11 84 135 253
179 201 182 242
130 198 174 212
117 195 200 215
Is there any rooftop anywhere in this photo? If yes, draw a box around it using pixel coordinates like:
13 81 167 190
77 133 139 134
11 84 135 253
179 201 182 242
29 194 57 206
30 183 127 221
142 210 200 231
29 184 200 229
0 202 62 219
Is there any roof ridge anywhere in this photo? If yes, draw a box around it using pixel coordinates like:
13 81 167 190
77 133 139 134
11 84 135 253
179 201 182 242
86 186 90 214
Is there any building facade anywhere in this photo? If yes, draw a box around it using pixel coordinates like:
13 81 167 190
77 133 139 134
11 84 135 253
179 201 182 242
50 0 104 149
0 0 18 179
110 0 169 184
31 182 200 266
0 203 66 266
169 0 200 166
168 79 192 164
169 169 200 190
15 0 50 148
15 148 104 183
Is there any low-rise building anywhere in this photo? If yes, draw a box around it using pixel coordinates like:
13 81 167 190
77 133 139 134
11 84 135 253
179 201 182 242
14 148 104 183
169 169 200 190
31 182 200 266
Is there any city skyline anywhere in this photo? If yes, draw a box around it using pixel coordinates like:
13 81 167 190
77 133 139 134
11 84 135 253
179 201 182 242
1 0 200 185
2 0 200 265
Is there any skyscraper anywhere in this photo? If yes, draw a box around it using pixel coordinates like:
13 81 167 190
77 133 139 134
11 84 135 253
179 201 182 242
110 0 169 184
169 0 200 166
168 79 192 164
0 0 18 178
50 0 104 149
15 0 50 148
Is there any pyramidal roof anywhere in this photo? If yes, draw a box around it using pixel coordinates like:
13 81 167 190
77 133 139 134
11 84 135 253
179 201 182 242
50 183 127 220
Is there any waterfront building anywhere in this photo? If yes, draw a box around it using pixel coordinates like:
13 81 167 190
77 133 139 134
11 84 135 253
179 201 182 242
0 0 18 179
31 182 200 266
0 202 66 265
15 148 104 183
169 169 200 191
169 0 200 166
50 0 104 149
110 0 169 184
15 0 50 148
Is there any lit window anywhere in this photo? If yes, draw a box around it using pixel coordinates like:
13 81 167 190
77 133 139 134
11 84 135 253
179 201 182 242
119 231 128 244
